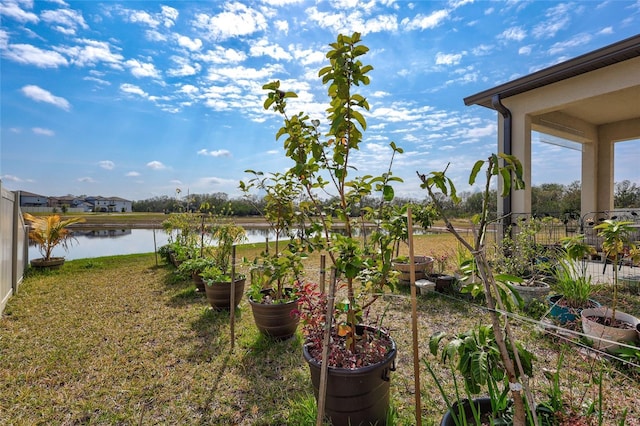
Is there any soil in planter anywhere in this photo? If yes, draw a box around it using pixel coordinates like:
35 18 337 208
584 315 636 330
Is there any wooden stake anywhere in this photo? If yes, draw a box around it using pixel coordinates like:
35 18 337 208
407 208 422 425
316 268 336 426
152 228 158 267
230 245 236 351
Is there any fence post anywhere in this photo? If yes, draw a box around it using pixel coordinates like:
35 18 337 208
12 190 20 294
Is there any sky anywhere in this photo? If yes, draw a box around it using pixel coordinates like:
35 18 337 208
1 0 639 203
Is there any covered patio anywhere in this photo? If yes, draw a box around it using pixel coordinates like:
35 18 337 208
464 34 640 226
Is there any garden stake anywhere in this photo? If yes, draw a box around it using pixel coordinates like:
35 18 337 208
230 245 236 351
316 268 337 426
407 208 422 426
153 228 158 266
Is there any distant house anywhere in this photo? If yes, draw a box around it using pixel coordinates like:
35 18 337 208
86 196 132 213
17 192 132 213
49 195 87 210
18 191 48 207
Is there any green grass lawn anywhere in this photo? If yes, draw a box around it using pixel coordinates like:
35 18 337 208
1 237 639 425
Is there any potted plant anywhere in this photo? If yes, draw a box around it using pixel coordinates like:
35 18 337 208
262 33 401 425
493 219 552 306
161 213 202 267
546 235 601 324
418 153 537 424
426 324 535 426
24 213 86 268
202 223 247 310
581 220 640 351
241 171 306 340
177 256 217 292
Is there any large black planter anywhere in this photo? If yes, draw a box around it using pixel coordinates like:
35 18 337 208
30 257 65 269
249 289 300 340
303 325 397 426
441 397 493 426
204 277 245 310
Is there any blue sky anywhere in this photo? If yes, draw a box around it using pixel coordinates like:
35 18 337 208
1 0 638 202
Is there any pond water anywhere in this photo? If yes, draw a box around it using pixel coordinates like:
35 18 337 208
28 228 278 261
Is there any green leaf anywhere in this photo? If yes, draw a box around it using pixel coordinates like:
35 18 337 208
382 185 394 202
469 160 484 185
429 331 446 356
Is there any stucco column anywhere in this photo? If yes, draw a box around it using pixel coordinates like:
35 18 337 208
581 140 598 215
595 127 616 213
510 113 532 215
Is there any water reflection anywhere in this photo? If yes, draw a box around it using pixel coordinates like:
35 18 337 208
28 228 280 261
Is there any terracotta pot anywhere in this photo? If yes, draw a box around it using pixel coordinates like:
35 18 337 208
192 272 206 292
30 257 65 269
303 325 397 426
581 307 640 352
204 277 245 310
249 289 300 340
392 256 434 281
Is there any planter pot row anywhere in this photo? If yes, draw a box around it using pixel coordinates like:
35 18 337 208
202 281 398 424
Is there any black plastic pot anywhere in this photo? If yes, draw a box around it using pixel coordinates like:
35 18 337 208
249 289 300 340
441 397 493 426
303 325 397 426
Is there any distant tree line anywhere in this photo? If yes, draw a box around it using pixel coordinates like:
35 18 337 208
132 180 639 216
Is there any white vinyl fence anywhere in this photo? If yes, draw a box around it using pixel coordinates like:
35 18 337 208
1 182 28 314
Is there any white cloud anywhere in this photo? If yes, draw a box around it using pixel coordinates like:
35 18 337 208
197 149 232 157
197 46 247 64
498 26 527 42
146 161 166 170
99 160 115 170
598 27 613 35
249 38 292 60
0 0 39 23
161 5 178 27
266 150 279 155
401 9 449 30
126 10 160 28
32 127 55 136
193 3 268 40
274 19 288 33
125 59 160 78
472 44 493 56
21 85 71 110
519 45 532 55
40 7 88 35
548 33 591 55
3 43 69 68
78 177 96 183
120 83 148 97
435 52 463 65
1 174 23 182
63 39 124 68
532 3 571 39
177 35 202 51
126 171 140 177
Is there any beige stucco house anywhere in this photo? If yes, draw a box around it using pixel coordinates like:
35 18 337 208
464 34 639 224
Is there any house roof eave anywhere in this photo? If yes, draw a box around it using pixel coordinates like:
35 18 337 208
464 34 640 109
